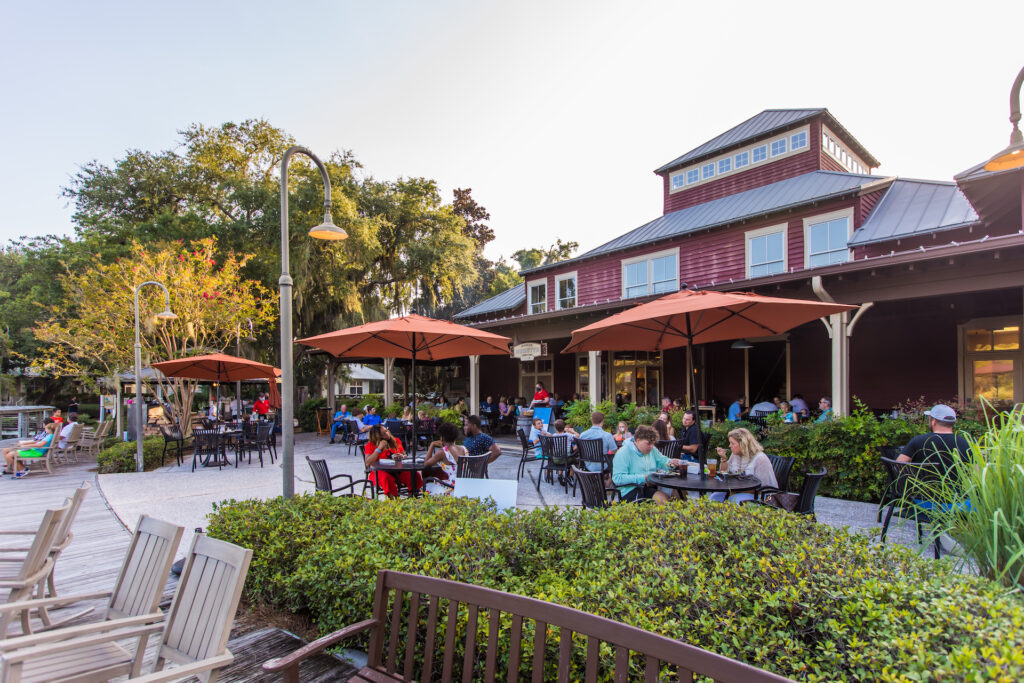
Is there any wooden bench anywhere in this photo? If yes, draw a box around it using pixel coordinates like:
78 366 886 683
263 570 792 682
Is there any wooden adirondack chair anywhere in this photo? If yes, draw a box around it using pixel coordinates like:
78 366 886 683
0 511 182 640
0 500 69 637
77 420 110 459
0 482 91 622
53 423 84 465
0 533 252 683
14 436 59 476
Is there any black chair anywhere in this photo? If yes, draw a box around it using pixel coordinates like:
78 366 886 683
516 428 540 480
343 419 361 455
744 467 826 519
416 418 436 450
159 424 188 467
191 428 222 471
878 458 952 559
877 448 903 521
571 466 619 509
746 415 768 439
536 434 573 493
306 456 373 497
572 438 610 497
656 440 682 460
456 453 490 479
756 454 796 499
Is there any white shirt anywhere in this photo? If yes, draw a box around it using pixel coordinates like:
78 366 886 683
57 422 76 448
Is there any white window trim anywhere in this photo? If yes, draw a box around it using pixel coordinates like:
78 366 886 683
821 125 869 175
958 316 1024 404
554 271 578 310
527 278 547 315
745 223 788 280
668 124 811 193
620 247 680 299
802 208 854 270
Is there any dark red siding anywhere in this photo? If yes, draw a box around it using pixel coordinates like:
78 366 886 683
856 190 885 226
851 222 1008 260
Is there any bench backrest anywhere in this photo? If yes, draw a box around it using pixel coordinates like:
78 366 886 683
366 570 792 682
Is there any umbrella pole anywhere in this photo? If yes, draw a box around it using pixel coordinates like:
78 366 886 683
685 313 706 480
410 344 417 462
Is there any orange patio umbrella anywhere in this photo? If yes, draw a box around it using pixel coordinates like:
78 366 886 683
150 353 282 411
298 314 512 458
564 289 858 476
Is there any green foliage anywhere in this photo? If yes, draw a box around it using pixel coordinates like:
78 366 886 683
436 408 462 426
297 397 327 432
96 437 165 473
564 398 594 429
382 403 404 418
208 495 1024 682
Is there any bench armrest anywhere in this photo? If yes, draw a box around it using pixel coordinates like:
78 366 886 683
130 652 234 682
0 612 163 656
263 618 378 673
0 590 112 615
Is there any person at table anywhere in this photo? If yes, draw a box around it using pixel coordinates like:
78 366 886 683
711 427 777 503
660 397 673 413
750 399 778 416
789 394 810 420
480 395 497 416
328 404 352 444
350 408 370 443
527 417 549 446
530 381 550 408
552 418 578 438
653 419 672 443
727 396 748 421
364 424 419 498
612 424 684 503
401 405 414 423
454 398 468 415
613 421 632 447
254 393 270 417
578 411 618 472
462 415 502 463
896 404 970 471
498 396 514 419
656 412 675 439
815 397 833 422
678 410 700 459
422 421 465 491
779 401 796 424
362 405 383 428
3 422 56 477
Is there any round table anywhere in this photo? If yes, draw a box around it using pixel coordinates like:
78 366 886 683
370 460 430 496
646 472 761 499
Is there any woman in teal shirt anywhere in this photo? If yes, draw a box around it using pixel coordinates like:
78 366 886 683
612 424 684 502
3 422 56 477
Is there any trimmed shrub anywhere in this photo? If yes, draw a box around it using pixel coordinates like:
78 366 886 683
297 397 327 432
208 495 1024 681
97 437 165 473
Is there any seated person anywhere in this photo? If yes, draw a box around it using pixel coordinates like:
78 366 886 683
364 424 419 498
552 418 578 438
611 424 684 503
779 401 796 423
653 419 672 443
329 404 352 443
498 396 514 418
896 404 970 470
401 406 414 422
789 394 810 419
50 409 63 427
816 397 833 422
350 408 370 442
527 417 549 446
613 420 632 446
480 395 497 415
577 411 618 472
727 396 748 421
362 405 383 428
462 415 502 463
711 428 778 504
656 412 675 439
750 399 779 416
422 421 465 492
660 397 673 412
56 413 79 449
454 398 468 415
3 422 57 477
677 410 700 460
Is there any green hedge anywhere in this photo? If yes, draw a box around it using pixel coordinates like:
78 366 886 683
207 495 1024 681
297 397 327 432
96 437 165 473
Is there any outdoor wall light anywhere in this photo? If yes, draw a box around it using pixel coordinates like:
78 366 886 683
984 65 1024 172
156 308 178 320
307 214 348 240
731 339 754 350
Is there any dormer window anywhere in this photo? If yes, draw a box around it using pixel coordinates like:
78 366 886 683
671 174 686 190
528 280 547 314
686 169 699 185
702 163 715 180
718 158 731 174
804 208 853 268
735 151 749 169
752 145 768 163
770 138 787 157
791 131 807 150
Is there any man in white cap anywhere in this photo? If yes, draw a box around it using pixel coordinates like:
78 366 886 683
896 404 970 470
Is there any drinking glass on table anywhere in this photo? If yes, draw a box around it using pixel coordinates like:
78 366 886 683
706 458 718 477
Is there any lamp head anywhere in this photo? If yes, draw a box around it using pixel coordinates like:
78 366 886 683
156 309 178 321
983 133 1024 172
731 339 754 350
308 213 348 241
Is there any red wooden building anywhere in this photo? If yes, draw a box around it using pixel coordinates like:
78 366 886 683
456 108 1024 416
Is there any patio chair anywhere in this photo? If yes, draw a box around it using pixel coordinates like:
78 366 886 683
316 407 331 437
306 457 374 497
876 446 902 520
656 439 682 460
743 467 827 519
0 499 69 637
248 422 274 467
53 423 83 465
456 453 490 479
878 457 956 559
158 424 189 467
536 434 573 493
572 438 610 497
756 454 795 500
0 533 252 683
572 465 619 509
14 436 60 476
0 482 91 622
516 428 539 480
0 514 183 640
190 428 222 471
78 420 111 459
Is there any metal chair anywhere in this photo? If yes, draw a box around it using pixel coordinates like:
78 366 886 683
878 458 953 559
306 457 373 497
536 434 572 493
571 466 619 509
516 428 540 481
756 454 795 499
158 424 188 467
456 453 490 479
572 438 610 497
190 428 222 471
656 439 682 460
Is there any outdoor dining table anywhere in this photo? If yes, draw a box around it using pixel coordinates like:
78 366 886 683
202 427 243 468
370 459 430 496
646 471 761 499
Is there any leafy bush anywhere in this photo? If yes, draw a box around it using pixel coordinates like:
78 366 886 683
437 408 462 426
77 402 101 419
97 437 165 473
208 495 1024 681
297 397 327 432
382 403 404 418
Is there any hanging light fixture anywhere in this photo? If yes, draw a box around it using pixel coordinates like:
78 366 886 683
984 65 1024 172
731 339 754 350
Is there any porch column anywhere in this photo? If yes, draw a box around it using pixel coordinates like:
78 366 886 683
469 355 481 416
326 360 336 414
383 358 395 407
588 350 601 406
828 312 850 417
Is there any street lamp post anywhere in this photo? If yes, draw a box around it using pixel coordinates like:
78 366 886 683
235 319 254 419
984 65 1024 172
133 281 176 473
279 146 348 498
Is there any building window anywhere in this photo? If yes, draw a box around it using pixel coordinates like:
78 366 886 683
519 356 554 399
528 280 547 314
702 163 715 179
718 158 731 174
770 138 787 157
555 272 577 310
961 319 1022 407
348 384 364 395
805 210 852 268
686 168 699 184
612 351 662 406
752 145 768 163
671 173 685 190
734 151 749 168
621 249 679 299
745 225 787 279
790 131 807 150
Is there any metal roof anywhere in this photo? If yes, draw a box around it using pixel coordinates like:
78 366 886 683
523 171 884 274
654 108 880 174
453 283 525 319
849 179 979 246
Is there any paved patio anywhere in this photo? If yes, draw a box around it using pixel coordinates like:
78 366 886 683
93 431 938 561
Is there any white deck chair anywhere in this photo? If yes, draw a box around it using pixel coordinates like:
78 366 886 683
0 533 252 683
0 501 69 637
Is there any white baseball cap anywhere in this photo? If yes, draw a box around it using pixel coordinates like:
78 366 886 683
924 404 956 424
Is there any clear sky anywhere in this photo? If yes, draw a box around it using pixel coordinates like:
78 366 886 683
1 0 1021 263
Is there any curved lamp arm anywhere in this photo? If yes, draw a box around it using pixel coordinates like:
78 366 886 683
985 65 1024 171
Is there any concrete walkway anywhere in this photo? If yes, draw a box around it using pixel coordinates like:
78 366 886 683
96 431 936 561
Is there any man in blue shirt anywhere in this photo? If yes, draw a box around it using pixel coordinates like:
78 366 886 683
815 397 833 422
362 405 383 428
577 411 618 472
480 395 497 415
329 404 352 444
727 395 748 421
462 415 502 463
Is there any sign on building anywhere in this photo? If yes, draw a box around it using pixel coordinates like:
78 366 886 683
512 342 546 361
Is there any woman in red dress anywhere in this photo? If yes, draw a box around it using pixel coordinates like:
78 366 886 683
364 424 421 498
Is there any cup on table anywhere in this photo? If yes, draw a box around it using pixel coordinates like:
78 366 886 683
706 458 718 477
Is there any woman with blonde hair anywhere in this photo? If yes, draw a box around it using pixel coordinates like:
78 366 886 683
711 427 777 503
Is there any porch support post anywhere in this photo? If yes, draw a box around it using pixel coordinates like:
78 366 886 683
828 312 850 417
588 350 601 405
383 358 395 407
326 360 336 414
469 355 481 416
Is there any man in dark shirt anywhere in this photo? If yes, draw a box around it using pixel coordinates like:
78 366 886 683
897 404 970 471
678 410 701 460
462 415 502 463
